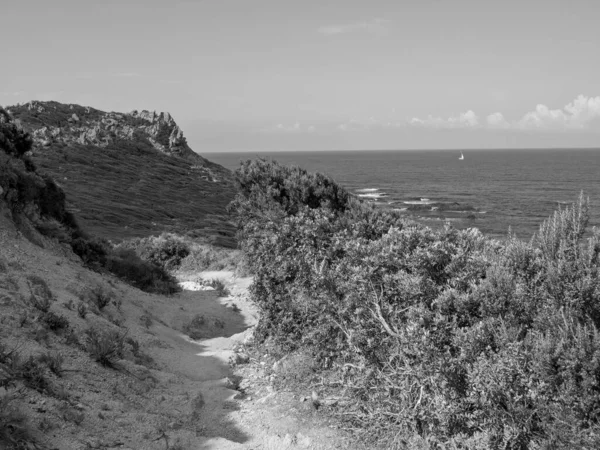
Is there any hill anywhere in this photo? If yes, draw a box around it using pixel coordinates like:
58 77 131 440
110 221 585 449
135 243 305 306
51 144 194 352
5 101 236 247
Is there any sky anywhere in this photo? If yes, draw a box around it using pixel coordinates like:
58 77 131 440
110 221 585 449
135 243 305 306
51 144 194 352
1 0 599 152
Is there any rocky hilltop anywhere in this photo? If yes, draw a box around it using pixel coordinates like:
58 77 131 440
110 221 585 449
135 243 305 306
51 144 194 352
7 101 227 181
4 101 237 245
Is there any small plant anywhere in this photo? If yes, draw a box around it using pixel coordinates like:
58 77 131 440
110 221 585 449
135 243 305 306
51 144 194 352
57 403 84 425
41 311 69 331
112 297 122 311
126 337 140 356
64 329 80 347
183 314 206 340
139 312 153 329
38 416 54 433
18 356 49 392
63 299 74 310
0 393 31 448
26 275 53 301
85 327 126 367
37 352 64 376
88 285 113 310
31 327 50 346
27 292 51 313
77 302 87 319
209 278 230 297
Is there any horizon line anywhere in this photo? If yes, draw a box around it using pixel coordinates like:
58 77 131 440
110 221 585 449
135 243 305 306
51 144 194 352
199 146 600 154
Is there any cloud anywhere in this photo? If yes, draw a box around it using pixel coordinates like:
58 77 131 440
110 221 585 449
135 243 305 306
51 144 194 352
318 18 390 36
409 110 479 129
407 96 600 132
264 122 316 133
486 112 510 129
517 95 600 130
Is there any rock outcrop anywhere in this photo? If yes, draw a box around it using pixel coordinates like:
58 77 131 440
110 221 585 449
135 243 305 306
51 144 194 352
7 100 227 181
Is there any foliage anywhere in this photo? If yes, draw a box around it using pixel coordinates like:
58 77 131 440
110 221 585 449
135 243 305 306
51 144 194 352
210 278 230 297
0 393 30 449
41 311 69 332
85 327 126 367
105 248 180 295
87 285 114 310
230 159 600 448
117 233 190 271
0 108 32 158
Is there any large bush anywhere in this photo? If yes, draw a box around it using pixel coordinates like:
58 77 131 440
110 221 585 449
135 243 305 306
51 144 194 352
230 158 600 449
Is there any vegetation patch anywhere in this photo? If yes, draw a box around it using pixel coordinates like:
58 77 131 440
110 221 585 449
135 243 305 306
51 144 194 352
230 158 600 448
209 279 230 297
85 327 126 368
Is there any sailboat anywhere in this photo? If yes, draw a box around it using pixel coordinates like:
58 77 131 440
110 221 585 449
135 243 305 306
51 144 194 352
459 152 464 160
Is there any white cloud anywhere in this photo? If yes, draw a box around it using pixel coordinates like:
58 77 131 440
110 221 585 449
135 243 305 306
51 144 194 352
265 122 316 133
406 95 600 133
318 19 390 36
486 112 510 129
409 110 480 129
517 95 600 130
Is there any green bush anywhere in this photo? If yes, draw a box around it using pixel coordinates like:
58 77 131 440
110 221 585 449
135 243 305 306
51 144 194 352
105 248 180 295
230 159 600 448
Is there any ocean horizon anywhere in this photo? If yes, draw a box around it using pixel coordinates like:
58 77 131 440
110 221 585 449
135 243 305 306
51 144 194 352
209 148 600 240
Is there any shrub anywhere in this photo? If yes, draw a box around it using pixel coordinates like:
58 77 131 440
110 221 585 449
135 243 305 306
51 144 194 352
35 217 71 242
210 278 230 297
17 356 49 392
85 327 126 367
41 311 69 331
118 234 191 271
0 108 32 158
0 393 31 448
37 352 64 376
230 159 600 448
26 275 53 311
88 285 113 310
77 302 87 319
139 313 153 329
183 314 206 340
105 248 180 295
71 236 108 269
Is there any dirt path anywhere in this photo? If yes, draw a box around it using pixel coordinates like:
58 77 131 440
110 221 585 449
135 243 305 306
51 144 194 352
173 271 359 450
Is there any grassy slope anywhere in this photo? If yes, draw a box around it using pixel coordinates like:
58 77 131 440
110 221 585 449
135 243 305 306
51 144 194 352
32 140 237 246
6 101 237 247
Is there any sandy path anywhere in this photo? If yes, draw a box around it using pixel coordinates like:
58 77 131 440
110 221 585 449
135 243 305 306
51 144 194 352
171 271 361 450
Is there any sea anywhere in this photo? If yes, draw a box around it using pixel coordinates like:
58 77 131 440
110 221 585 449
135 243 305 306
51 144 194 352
208 149 600 241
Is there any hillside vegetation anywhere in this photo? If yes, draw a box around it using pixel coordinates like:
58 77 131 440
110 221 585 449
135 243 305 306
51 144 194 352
0 107 179 295
229 158 600 449
6 101 236 247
